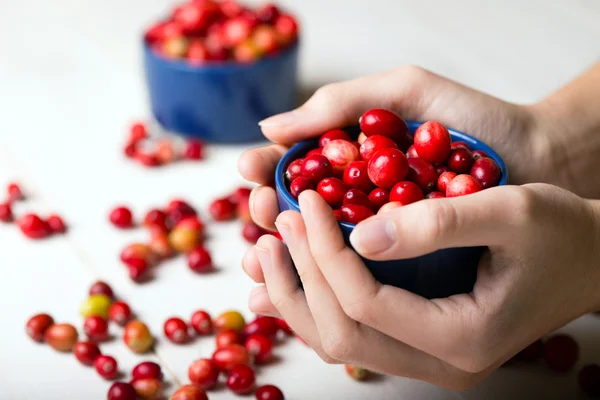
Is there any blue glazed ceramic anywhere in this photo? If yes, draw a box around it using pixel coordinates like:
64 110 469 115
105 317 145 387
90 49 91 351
143 42 299 144
275 121 509 299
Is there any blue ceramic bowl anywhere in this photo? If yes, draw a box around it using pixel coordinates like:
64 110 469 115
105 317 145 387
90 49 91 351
275 121 508 299
143 42 299 144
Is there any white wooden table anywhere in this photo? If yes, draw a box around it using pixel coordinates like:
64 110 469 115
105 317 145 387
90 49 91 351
1 1 599 399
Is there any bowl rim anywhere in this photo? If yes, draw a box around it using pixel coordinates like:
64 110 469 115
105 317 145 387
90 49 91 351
275 120 510 229
142 39 299 73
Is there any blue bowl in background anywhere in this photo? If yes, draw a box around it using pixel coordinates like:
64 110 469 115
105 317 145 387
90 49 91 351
143 42 299 144
275 121 508 299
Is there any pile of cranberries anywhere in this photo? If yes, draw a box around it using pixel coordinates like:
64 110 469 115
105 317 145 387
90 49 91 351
0 182 67 238
284 109 503 224
145 1 299 65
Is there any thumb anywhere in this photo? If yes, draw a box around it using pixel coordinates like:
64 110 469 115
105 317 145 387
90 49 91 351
349 185 525 261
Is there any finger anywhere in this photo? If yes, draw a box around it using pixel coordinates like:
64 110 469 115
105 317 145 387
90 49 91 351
238 144 288 185
242 246 264 283
249 186 280 231
248 285 280 318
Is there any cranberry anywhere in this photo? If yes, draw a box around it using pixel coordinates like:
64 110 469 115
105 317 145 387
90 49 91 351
242 222 267 244
217 329 243 348
407 158 438 192
252 25 280 55
120 243 153 268
132 361 163 380
359 135 398 163
437 171 457 194
316 177 347 208
445 174 482 197
123 320 153 354
472 150 488 159
305 148 322 158
302 154 333 182
340 204 374 224
174 1 219 34
413 121 452 165
108 382 137 400
220 0 244 18
333 209 342 220
345 364 370 381
7 182 24 201
470 157 501 188
227 364 256 394
245 334 273 364
150 230 174 259
343 161 373 193
123 142 137 158
187 246 213 272
406 145 419 158
131 378 162 399
128 263 149 282
543 334 579 372
233 40 261 63
26 313 54 342
257 3 280 23
368 188 390 211
169 226 202 253
319 129 351 147
175 216 204 233
275 318 294 335
44 323 78 351
89 281 113 298
390 181 425 205
189 359 220 390
343 189 372 210
166 199 197 227
256 385 285 400
426 191 445 199
214 310 246 332
143 209 168 232
579 364 600 397
359 109 409 144
451 141 469 150
367 148 409 189
80 294 111 319
135 151 160 167
377 201 403 214
242 317 279 338
274 14 298 45
322 139 360 173
84 316 109 341
435 165 449 175
74 341 101 366
156 139 177 164
289 176 314 198
17 213 50 239
285 159 304 182
209 198 236 221
0 202 13 222
109 206 134 229
229 186 252 204
212 344 251 371
95 355 118 380
170 384 209 400
222 16 256 47
515 339 544 362
187 39 210 65
447 148 474 173
43 214 65 234
129 123 147 143
164 317 190 344
191 310 213 335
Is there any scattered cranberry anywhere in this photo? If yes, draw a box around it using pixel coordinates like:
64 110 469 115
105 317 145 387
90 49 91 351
169 226 202 253
472 149 488 159
407 157 438 192
319 129 351 147
368 188 389 211
578 364 600 397
302 154 333 182
257 3 280 23
108 382 137 400
156 139 177 164
256 385 285 400
123 142 137 158
316 177 347 208
185 139 204 160
359 109 409 146
191 310 213 335
189 358 220 390
44 323 78 352
45 215 66 234
164 317 190 344
215 310 246 332
343 161 373 193
170 384 209 400
515 339 544 362
242 317 279 339
289 176 314 198
143 209 167 232
285 159 304 182
84 316 109 342
123 320 153 354
406 145 419 158
445 174 482 197
128 263 150 282
227 364 256 395
131 378 162 399
242 222 267 244
359 135 398 163
150 230 174 259
245 334 273 364
229 186 252 204
26 313 54 342
187 246 213 272
390 181 425 205
343 188 372 210
74 341 101 366
0 202 13 222
543 334 579 372
217 328 243 349
237 196 252 224
129 123 148 143
322 139 360 173
135 151 160 167
132 361 163 381
209 198 237 221
95 355 118 380
109 206 134 229
413 121 452 165
212 344 251 371
447 148 474 173
367 148 408 189
7 182 24 201
437 171 457 194
426 191 445 199
470 157 501 188
275 318 293 335
89 281 114 298
17 213 51 239
345 364 370 381
340 204 374 224
120 244 153 269
166 199 197 227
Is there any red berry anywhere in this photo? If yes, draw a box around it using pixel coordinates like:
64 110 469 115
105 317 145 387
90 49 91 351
174 2 220 34
445 174 482 197
447 148 474 174
89 281 113 298
256 385 285 400
340 204 374 224
227 364 256 395
109 301 132 326
359 135 398 162
109 206 134 229
406 145 419 158
187 246 213 273
45 215 66 235
217 329 243 348
472 150 488 159
128 263 149 282
289 176 314 198
451 141 469 150
367 148 409 189
166 200 197 227
470 157 501 188
212 344 250 371
242 317 279 338
191 310 213 335
322 139 360 173
359 109 409 145
285 159 304 182
316 177 347 208
435 165 449 175
306 148 322 157
185 140 204 160
84 316 109 342
252 25 280 55
242 222 266 244
222 16 257 47
0 202 13 222
129 123 147 143
274 14 298 45
543 334 579 372
74 341 101 366
26 313 54 342
343 161 373 193
426 191 445 199
95 355 118 380
123 320 153 354
333 209 342 220
275 318 293 335
209 198 236 221
131 378 162 399
107 382 137 400
579 364 600 397
302 154 333 182
407 158 438 192
123 142 137 158
414 121 452 165
245 334 273 364
343 189 372 210
170 384 209 400
164 317 189 344
319 129 351 147
135 151 160 167
187 39 210 65
44 323 78 351
143 209 168 231
189 359 220 390
7 182 24 201
121 244 153 267
437 171 457 194
132 361 163 380
390 181 424 205
257 3 280 23
515 339 544 362
17 213 51 239
368 188 390 211
229 186 253 205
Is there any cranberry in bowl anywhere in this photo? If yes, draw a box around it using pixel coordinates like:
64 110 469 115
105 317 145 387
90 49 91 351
274 111 508 298
143 1 299 143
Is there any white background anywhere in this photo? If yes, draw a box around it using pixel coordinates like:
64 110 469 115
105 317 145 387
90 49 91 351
1 0 599 399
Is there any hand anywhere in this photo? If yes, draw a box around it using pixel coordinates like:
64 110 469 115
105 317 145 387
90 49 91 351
243 184 600 389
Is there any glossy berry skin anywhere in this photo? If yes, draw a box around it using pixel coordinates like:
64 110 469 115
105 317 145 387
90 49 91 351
17 213 50 239
84 316 109 342
322 139 360 173
359 135 398 162
132 361 163 380
445 174 482 198
543 334 579 372
26 313 54 342
214 311 245 332
340 204 374 224
305 148 322 157
131 378 162 399
74 341 101 366
276 318 293 335
578 364 600 397
451 141 469 150
285 158 304 182
44 323 78 352
217 329 243 349
242 317 279 339
437 171 457 194
360 109 409 144
190 310 212 335
109 206 134 229
123 320 153 354
164 317 189 344
209 198 236 221
89 281 113 298
109 301 132 326
289 176 314 198
447 148 474 174
345 364 370 381
46 215 66 234
471 150 488 159
407 158 438 192
166 200 197 227
319 129 351 147
170 384 209 400
95 355 118 380
143 209 168 231
343 189 372 210
406 145 419 158
256 385 285 400
302 154 333 182
107 382 137 400
245 334 273 364
212 344 251 372
242 222 266 244
189 359 220 390
368 188 390 211
367 148 409 189
413 121 452 165
274 14 299 44
426 191 445 199
316 178 347 208
436 165 449 175
187 246 213 272
0 202 12 222
226 364 256 395
470 157 501 188
390 181 425 205
343 161 373 193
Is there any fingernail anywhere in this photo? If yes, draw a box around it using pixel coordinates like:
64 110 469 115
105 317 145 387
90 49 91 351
259 110 301 127
274 222 291 244
254 245 272 273
349 218 396 254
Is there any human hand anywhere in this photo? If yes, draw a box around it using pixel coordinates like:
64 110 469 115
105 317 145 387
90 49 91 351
242 183 600 389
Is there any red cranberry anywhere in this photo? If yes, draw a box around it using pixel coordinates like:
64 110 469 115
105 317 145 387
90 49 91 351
128 263 149 282
217 328 243 349
44 214 66 234
107 382 137 400
302 154 333 182
435 165 449 175
274 14 298 45
322 139 360 173
413 121 452 165
340 204 374 224
123 142 137 158
187 39 210 65
368 188 390 211
256 385 285 400
143 209 168 231
7 182 24 201
171 384 209 400
109 301 132 326
285 159 304 182
257 3 280 23
187 246 213 273
84 316 109 341
316 177 347 208
447 148 474 173
185 139 204 160
135 151 160 167
174 2 219 34
120 243 153 268
230 186 252 204
220 0 243 17
166 200 197 227
0 202 13 222
212 344 250 371
426 191 445 199
191 310 213 335
319 129 351 147
17 213 50 239
164 317 189 344
390 181 425 205
305 148 322 157
189 359 220 390
579 364 600 397
343 189 372 210
359 135 398 162
515 339 544 362
242 222 267 244
131 378 162 399
275 318 293 335
132 361 163 380
129 122 147 143
543 334 579 372
333 209 342 220
209 198 236 221
472 150 488 159
407 158 438 192
242 317 279 338
227 364 256 395
451 141 469 150
109 206 134 229
470 157 501 188
445 174 482 197
74 341 101 366
437 171 457 194
245 334 273 364
289 176 314 198
89 281 113 298
26 313 54 342
222 16 256 47
95 355 118 380
123 320 153 354
44 323 78 352
359 109 409 144
406 145 419 158
367 148 408 189
343 161 373 193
